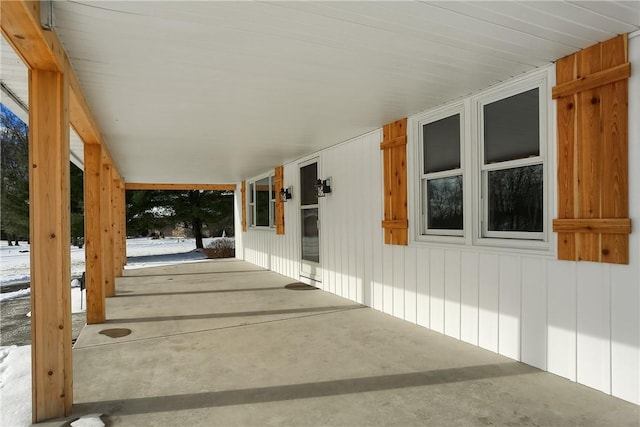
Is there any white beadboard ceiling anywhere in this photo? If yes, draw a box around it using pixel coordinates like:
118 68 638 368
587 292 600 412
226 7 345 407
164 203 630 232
3 1 639 184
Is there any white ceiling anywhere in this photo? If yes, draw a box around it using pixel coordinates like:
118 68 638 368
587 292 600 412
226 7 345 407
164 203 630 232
4 1 640 184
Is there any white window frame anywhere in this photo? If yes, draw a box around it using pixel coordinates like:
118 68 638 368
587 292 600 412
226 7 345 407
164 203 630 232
473 70 550 248
248 182 255 228
247 172 276 230
416 102 466 241
409 66 553 253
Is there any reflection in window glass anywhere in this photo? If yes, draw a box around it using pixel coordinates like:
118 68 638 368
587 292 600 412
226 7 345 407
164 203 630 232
423 114 460 174
300 163 318 206
255 177 270 227
426 176 463 230
484 88 539 164
301 208 319 263
488 164 543 232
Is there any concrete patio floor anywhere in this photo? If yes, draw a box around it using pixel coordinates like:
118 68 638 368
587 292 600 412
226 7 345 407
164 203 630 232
40 259 638 426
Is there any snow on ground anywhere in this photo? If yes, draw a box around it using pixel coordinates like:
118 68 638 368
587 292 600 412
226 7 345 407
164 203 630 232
0 288 30 303
70 414 105 427
0 237 226 303
0 345 31 427
0 237 228 426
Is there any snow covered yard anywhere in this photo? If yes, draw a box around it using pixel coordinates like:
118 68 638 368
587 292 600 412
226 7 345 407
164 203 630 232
0 345 31 426
0 237 224 300
0 237 230 426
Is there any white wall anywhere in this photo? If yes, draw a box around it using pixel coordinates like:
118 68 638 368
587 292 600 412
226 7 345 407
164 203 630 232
238 34 640 405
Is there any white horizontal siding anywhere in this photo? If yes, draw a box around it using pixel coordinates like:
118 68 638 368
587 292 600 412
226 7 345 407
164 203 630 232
239 37 640 404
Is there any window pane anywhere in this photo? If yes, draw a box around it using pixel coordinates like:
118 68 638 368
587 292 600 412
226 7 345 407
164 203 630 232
270 200 275 227
255 177 270 227
426 176 463 230
270 176 276 200
423 114 460 174
488 164 543 232
301 208 319 263
300 163 318 206
248 183 255 226
484 88 539 164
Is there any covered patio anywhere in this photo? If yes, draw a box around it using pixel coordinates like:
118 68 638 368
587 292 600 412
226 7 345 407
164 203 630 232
2 1 639 423
39 259 638 426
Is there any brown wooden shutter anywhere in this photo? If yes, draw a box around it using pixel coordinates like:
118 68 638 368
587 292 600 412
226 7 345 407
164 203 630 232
380 118 408 245
274 165 285 235
241 180 247 232
552 34 631 264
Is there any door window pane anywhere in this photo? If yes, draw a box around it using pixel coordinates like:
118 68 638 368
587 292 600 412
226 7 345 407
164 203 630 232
488 164 543 232
484 88 539 164
300 163 318 206
301 208 319 263
423 114 460 173
426 176 463 230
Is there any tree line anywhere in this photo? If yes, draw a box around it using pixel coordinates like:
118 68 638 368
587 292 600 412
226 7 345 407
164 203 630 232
1 104 234 249
126 189 234 249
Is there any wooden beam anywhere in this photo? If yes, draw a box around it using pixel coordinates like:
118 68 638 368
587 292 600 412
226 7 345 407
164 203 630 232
124 183 236 191
28 68 73 422
68 67 102 145
1 1 65 71
84 144 105 324
101 160 115 297
2 0 119 169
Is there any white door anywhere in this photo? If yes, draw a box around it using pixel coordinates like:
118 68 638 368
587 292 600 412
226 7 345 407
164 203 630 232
299 159 321 282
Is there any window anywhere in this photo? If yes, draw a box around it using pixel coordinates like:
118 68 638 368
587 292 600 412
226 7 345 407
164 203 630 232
420 109 464 236
480 87 544 240
248 182 255 227
412 67 550 249
248 173 276 228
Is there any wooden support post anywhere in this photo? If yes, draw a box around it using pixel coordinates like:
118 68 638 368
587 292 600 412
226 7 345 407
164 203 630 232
121 183 127 266
112 177 123 277
101 160 115 297
28 68 73 422
84 144 105 324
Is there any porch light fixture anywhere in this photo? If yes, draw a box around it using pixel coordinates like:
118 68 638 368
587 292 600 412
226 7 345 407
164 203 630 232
315 178 332 197
280 186 293 202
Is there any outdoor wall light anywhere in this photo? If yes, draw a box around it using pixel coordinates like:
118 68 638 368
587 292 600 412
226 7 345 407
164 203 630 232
279 186 293 202
315 178 332 197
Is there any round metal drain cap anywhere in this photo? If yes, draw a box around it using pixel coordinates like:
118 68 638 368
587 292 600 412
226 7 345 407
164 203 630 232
99 328 132 338
285 283 317 290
